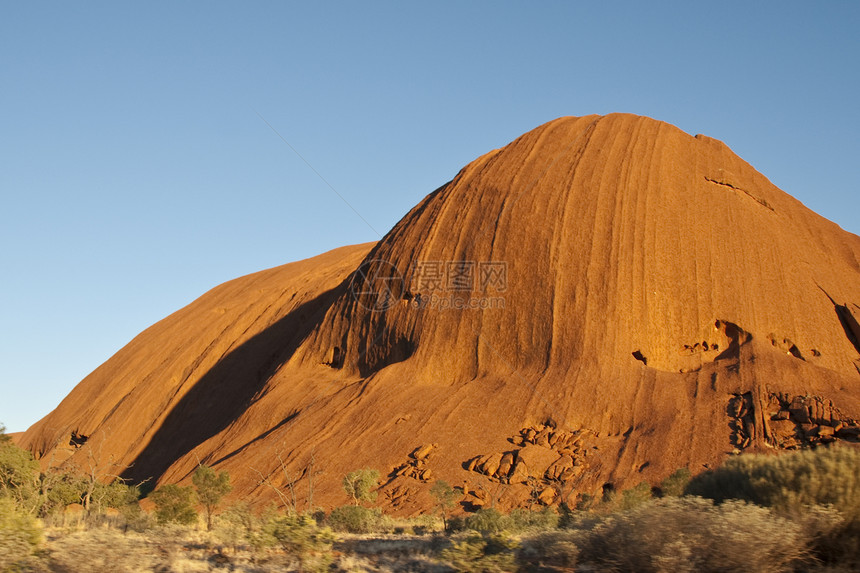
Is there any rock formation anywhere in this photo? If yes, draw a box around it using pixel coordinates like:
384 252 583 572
19 113 860 513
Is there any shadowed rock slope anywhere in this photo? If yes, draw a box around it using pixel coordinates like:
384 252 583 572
21 114 860 513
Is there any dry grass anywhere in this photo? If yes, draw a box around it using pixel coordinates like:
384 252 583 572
26 524 453 573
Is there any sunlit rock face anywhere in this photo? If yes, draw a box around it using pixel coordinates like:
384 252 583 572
21 114 860 513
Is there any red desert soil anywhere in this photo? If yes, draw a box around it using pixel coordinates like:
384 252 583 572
20 113 860 513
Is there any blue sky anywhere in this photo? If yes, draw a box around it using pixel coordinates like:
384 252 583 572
1 2 858 432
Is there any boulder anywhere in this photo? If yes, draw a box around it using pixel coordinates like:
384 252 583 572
498 452 515 477
773 409 790 421
509 460 529 484
789 397 810 423
500 483 532 508
545 455 574 481
411 443 436 460
836 425 860 438
466 456 480 472
517 444 563 477
538 487 556 505
816 425 835 437
535 428 552 447
559 465 584 481
479 452 503 477
769 418 796 438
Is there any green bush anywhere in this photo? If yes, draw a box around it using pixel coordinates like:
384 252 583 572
264 513 334 572
0 437 39 511
465 507 509 534
149 484 197 525
327 505 384 534
441 533 518 573
38 471 87 517
507 506 559 531
619 481 653 510
659 468 691 497
0 497 42 572
91 481 139 511
342 468 379 505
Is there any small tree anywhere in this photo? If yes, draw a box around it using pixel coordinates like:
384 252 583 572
192 465 232 530
150 484 197 525
430 480 459 532
342 469 379 505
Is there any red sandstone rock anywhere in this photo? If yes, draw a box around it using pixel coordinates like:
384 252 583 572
19 114 860 512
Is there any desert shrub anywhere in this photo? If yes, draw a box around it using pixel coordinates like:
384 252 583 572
35 471 87 518
465 507 509 534
573 491 596 511
327 504 384 534
90 480 139 512
214 501 256 550
508 506 559 531
342 468 380 505
0 497 42 572
572 496 811 572
440 533 518 573
149 484 197 525
619 481 653 510
687 446 860 567
595 481 654 513
518 530 579 570
686 446 860 515
264 513 334 571
406 513 439 535
0 438 39 511
659 467 691 497
446 514 467 532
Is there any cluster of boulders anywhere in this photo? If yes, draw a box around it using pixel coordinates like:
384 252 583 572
463 424 593 505
765 393 859 449
508 424 588 454
391 443 437 482
729 391 860 451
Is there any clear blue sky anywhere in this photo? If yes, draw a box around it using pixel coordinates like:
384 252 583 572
1 2 858 432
